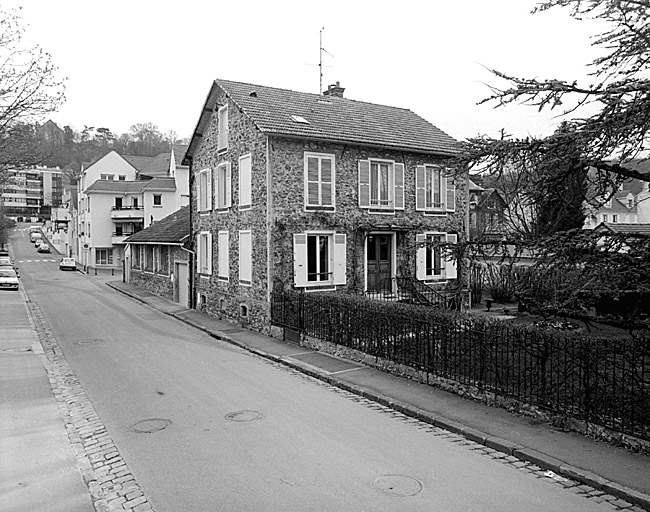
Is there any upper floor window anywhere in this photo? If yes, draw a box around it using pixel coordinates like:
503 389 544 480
118 175 126 181
305 153 335 211
197 168 212 212
358 159 404 212
612 214 618 223
216 162 232 210
100 174 114 180
415 165 456 213
153 194 162 206
239 154 252 209
217 104 228 152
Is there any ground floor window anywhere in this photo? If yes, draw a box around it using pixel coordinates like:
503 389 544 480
96 248 113 265
157 245 170 275
293 232 346 288
145 245 154 272
416 232 458 281
132 245 141 269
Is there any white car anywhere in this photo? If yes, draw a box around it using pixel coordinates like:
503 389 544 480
59 257 77 271
0 268 19 290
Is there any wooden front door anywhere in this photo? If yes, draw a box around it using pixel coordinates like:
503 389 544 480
367 234 392 292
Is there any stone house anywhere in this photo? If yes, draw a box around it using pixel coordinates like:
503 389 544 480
468 180 508 241
124 206 191 306
183 79 466 332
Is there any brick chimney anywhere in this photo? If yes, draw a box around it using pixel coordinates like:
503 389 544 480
323 81 345 98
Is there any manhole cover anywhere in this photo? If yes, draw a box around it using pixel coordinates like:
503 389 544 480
131 418 171 433
225 410 263 422
2 347 32 353
372 475 423 497
75 338 105 345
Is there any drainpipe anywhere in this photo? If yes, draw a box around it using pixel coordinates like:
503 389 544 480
187 157 195 309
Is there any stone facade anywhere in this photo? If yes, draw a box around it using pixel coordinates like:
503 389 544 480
190 89 467 334
129 245 188 302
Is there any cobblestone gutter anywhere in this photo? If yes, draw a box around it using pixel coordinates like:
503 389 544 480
27 301 154 512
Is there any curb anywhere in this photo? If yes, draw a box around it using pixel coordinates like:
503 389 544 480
105 282 650 511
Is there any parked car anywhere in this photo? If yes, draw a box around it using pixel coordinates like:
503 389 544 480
37 243 51 253
0 268 19 290
59 258 77 271
0 261 19 277
30 232 42 243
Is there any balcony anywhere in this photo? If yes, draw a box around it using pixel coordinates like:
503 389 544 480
110 205 144 220
111 231 137 245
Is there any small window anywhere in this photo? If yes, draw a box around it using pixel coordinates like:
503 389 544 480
217 105 228 152
197 168 212 212
197 231 212 275
612 214 618 223
239 154 252 209
216 162 232 210
416 233 457 281
218 231 229 281
239 230 252 286
118 175 126 181
153 194 162 206
290 115 310 124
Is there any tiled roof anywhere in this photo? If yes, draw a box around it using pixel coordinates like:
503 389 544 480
123 155 156 172
172 145 188 167
84 180 147 194
595 222 650 235
124 206 189 244
141 177 176 191
186 79 460 162
139 153 172 177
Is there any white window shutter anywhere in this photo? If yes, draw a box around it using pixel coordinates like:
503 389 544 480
358 160 370 208
446 175 456 212
218 231 229 279
445 233 458 279
239 231 252 284
416 234 427 280
207 168 213 210
196 233 202 272
394 163 404 210
225 162 232 207
293 234 308 287
415 165 425 211
333 233 347 285
239 155 251 207
207 232 213 275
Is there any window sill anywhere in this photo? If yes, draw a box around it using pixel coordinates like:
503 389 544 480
217 276 229 282
305 205 335 212
153 205 162 208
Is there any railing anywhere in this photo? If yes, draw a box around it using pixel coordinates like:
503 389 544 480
271 289 650 440
111 205 143 211
365 276 460 310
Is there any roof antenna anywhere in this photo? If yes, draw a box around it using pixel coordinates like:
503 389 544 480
319 27 334 94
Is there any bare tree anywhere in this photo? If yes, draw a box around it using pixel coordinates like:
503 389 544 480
0 7 66 173
458 0 650 200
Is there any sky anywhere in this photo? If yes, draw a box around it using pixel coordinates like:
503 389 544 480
4 0 606 143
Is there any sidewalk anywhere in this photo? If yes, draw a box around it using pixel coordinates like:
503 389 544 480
106 280 650 511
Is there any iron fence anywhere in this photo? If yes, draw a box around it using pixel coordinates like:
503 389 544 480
271 289 650 440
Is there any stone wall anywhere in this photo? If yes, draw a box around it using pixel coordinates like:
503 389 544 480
130 245 188 303
269 137 467 292
191 91 271 333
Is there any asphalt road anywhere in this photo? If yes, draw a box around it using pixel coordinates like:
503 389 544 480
9 225 626 512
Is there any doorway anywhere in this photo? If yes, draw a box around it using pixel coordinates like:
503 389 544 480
366 233 393 292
